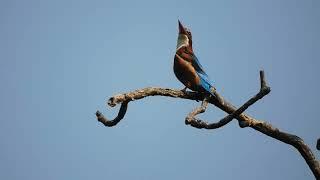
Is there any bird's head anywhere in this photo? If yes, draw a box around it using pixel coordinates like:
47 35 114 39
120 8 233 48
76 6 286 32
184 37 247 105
177 20 193 50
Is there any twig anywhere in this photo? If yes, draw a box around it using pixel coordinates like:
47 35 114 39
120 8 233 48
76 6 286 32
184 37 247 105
185 96 210 128
96 102 128 127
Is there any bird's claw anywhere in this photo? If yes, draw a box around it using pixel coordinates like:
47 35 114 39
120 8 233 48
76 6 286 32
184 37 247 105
181 87 187 93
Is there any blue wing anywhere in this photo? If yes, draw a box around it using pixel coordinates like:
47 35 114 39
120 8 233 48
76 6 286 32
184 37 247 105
192 55 215 95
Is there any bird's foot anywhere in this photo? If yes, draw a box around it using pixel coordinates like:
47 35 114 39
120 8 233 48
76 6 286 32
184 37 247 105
180 87 187 93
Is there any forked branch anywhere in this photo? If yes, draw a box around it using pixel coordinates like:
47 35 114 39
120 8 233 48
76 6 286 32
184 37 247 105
185 71 270 129
95 70 320 179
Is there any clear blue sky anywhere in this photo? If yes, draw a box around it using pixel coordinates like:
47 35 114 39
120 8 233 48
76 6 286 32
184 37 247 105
1 0 319 179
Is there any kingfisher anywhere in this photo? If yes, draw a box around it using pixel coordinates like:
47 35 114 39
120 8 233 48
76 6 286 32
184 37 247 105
174 20 217 98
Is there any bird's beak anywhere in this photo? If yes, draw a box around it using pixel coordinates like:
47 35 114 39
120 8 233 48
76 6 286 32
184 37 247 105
178 20 187 35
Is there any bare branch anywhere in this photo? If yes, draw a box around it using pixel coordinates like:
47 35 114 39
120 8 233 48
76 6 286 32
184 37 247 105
96 88 208 126
95 71 320 179
185 96 210 128
96 101 128 127
185 70 271 129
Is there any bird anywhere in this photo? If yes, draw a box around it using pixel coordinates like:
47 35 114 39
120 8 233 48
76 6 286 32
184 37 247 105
173 20 217 98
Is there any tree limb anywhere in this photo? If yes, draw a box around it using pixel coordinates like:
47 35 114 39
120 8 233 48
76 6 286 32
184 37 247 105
95 70 320 179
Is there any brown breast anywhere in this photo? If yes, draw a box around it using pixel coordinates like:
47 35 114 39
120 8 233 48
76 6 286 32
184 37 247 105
174 52 200 91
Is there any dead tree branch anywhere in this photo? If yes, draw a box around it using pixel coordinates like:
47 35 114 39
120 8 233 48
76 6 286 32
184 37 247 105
95 70 320 179
185 71 270 129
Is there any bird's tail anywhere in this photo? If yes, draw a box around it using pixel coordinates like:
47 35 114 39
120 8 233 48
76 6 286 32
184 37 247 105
198 74 223 103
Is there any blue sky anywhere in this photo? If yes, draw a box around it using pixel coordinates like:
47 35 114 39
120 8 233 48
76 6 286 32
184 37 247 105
1 0 319 179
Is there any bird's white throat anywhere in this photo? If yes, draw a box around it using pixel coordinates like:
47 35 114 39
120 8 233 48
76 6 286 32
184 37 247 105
176 34 189 50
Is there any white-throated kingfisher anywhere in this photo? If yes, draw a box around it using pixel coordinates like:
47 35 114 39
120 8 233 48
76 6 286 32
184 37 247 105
174 20 217 97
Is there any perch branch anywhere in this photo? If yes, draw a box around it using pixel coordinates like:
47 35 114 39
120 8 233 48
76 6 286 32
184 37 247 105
95 70 320 179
